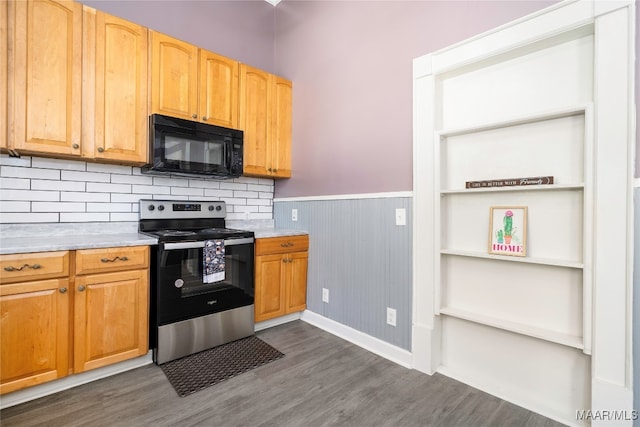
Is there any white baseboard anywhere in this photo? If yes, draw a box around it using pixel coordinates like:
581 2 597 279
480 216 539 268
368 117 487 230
301 310 413 369
0 353 153 409
254 312 301 332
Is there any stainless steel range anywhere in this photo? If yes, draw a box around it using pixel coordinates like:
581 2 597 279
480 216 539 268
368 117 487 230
139 199 255 364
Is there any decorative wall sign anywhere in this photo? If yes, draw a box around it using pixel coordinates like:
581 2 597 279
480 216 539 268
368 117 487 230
488 206 527 256
466 176 554 189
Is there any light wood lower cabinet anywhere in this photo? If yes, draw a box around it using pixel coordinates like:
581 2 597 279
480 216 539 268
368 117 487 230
0 246 149 395
254 235 308 323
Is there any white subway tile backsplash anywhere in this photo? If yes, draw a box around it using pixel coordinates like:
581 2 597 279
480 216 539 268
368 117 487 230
111 174 153 185
32 157 86 171
1 160 274 224
111 193 150 203
171 186 204 197
204 189 233 198
0 155 32 167
32 179 85 192
87 203 132 212
61 192 110 202
87 163 132 175
1 166 60 180
0 212 59 223
110 212 139 222
32 202 86 212
132 184 170 195
220 182 247 191
86 182 132 193
0 201 30 212
2 189 59 201
62 170 110 183
0 177 30 190
60 212 110 222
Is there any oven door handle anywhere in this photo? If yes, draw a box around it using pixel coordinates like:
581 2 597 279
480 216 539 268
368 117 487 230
162 237 254 251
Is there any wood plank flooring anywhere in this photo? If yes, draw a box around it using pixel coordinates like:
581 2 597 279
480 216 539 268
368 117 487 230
0 321 566 426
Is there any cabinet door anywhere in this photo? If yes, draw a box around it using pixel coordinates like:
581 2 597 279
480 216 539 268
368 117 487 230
10 0 82 156
254 254 285 322
150 31 198 121
286 251 308 313
1 0 7 150
0 279 70 395
199 49 239 128
271 76 292 178
240 64 271 177
74 270 148 373
84 9 148 164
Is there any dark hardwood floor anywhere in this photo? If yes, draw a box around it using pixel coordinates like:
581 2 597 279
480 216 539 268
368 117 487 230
1 321 566 427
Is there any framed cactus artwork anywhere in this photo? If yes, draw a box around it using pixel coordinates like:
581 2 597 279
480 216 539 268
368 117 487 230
488 206 527 256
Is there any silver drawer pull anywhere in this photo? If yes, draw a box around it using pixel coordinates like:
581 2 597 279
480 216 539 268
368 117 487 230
100 256 129 263
280 242 294 247
4 263 41 272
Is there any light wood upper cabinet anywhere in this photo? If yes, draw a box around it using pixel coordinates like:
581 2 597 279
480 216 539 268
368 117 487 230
240 64 292 179
1 0 7 150
82 8 148 164
8 0 82 156
199 49 239 128
150 31 239 128
150 31 198 121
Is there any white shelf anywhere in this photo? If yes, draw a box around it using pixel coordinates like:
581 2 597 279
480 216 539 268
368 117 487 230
440 183 584 195
437 105 588 138
439 306 584 350
440 249 583 269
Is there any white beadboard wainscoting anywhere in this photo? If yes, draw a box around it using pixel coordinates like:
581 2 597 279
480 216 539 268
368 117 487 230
0 154 274 223
274 192 413 351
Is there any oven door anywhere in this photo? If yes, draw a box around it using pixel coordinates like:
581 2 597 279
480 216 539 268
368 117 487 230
156 237 254 325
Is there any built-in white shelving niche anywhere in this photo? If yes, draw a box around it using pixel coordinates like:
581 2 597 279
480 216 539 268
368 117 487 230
435 105 593 355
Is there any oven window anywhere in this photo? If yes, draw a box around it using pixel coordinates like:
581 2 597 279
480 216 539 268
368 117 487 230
164 135 224 166
159 243 254 299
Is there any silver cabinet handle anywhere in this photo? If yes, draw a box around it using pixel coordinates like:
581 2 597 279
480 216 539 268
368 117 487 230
101 256 128 263
192 114 198 119
59 287 67 294
97 147 105 153
4 263 41 272
72 143 79 149
202 116 208 121
78 285 86 292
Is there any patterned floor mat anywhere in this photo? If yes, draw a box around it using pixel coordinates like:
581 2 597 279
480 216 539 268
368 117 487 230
160 335 284 397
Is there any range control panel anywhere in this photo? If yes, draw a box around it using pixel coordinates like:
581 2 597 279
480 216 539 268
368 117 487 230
139 199 226 220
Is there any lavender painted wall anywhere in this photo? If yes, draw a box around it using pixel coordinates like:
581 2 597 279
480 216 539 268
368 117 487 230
272 0 639 198
79 0 276 73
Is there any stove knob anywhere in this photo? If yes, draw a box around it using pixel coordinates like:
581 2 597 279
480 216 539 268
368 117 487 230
208 205 214 211
148 205 155 211
158 205 165 211
216 205 222 211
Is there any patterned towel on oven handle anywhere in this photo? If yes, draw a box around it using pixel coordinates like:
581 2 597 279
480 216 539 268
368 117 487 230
203 239 225 284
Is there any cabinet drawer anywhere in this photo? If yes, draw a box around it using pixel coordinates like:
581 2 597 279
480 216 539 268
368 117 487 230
76 246 149 275
255 235 309 256
0 251 69 284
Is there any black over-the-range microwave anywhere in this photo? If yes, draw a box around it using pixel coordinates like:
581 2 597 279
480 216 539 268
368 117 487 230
142 114 244 179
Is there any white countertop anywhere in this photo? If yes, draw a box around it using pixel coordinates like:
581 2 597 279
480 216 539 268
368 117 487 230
0 222 308 255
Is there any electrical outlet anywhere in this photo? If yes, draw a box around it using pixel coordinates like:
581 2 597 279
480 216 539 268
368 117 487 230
292 208 298 221
322 288 329 303
386 307 397 327
395 208 406 226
